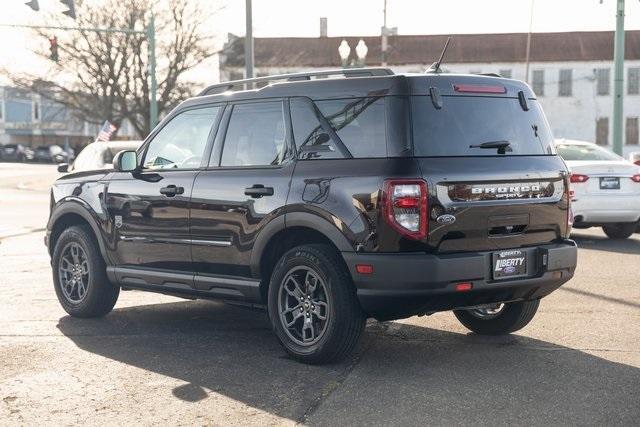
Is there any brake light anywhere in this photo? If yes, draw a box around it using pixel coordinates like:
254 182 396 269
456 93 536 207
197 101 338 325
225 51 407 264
631 174 640 183
453 84 506 94
570 174 589 183
382 179 428 240
565 174 573 234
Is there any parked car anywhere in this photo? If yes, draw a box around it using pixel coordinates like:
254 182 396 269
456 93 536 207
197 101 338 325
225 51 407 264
630 151 640 166
58 141 143 173
555 139 640 238
0 144 30 162
45 68 577 364
33 144 72 163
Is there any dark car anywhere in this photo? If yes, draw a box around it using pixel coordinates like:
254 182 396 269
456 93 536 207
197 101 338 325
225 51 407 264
58 141 143 173
0 144 30 162
33 144 72 163
45 68 577 364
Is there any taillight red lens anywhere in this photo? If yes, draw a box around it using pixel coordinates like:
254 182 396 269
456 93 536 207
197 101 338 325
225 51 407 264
453 84 506 94
631 174 640 183
570 174 589 183
382 179 428 240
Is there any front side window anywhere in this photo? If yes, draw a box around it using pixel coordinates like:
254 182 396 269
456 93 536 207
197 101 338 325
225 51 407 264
143 106 220 170
220 101 287 167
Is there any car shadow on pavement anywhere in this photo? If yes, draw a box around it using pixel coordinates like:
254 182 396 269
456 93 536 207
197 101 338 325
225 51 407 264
572 231 640 255
57 300 640 425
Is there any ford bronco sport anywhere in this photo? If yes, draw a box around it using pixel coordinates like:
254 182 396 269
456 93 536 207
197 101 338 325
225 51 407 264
46 68 577 364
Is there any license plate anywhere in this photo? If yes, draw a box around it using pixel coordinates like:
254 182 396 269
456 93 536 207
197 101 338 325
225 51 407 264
599 177 620 190
493 250 527 279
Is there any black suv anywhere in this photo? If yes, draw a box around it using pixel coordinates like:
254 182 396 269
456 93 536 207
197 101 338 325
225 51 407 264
46 68 577 364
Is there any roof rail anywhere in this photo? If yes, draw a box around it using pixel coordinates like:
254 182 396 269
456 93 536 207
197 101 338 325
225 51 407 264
198 67 395 96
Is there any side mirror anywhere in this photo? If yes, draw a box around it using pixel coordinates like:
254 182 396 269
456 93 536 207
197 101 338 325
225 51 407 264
57 163 69 173
113 150 138 172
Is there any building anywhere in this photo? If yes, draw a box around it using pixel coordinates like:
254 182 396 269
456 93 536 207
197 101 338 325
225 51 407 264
219 30 640 156
0 86 136 151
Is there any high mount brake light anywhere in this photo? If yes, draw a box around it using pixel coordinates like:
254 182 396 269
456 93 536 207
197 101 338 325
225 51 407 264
382 179 428 240
570 174 589 183
453 84 506 94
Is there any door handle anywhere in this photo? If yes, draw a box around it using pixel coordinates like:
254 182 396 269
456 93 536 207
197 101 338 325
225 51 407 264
160 185 184 197
244 184 274 198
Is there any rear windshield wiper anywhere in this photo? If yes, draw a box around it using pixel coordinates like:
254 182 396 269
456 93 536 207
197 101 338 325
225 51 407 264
469 140 512 154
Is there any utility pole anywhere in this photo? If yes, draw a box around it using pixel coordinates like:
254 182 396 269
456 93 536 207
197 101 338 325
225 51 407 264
381 0 388 66
245 0 254 80
612 0 625 155
148 15 157 130
524 0 535 83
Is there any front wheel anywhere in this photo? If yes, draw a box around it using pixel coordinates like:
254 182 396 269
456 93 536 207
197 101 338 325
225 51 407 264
602 222 636 239
267 244 365 364
454 300 540 335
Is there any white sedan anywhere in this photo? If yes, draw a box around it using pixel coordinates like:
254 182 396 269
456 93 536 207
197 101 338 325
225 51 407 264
555 139 640 239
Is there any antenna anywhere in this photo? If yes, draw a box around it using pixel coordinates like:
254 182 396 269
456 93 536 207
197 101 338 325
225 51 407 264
427 36 452 74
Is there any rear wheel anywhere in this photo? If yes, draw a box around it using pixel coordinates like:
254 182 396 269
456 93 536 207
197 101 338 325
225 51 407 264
602 222 636 239
52 225 119 317
454 300 540 335
267 244 365 364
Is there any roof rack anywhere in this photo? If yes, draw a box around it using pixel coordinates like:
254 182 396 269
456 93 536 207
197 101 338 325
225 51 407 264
198 67 395 96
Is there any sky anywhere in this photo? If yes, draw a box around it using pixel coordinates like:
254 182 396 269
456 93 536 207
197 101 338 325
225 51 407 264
1 0 639 84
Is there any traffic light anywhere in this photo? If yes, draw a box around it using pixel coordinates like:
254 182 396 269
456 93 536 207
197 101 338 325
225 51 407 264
25 0 39 11
60 0 76 19
49 37 59 62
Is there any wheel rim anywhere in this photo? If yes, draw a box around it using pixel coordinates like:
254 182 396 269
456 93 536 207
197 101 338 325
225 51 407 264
278 266 330 346
469 303 505 319
58 242 90 303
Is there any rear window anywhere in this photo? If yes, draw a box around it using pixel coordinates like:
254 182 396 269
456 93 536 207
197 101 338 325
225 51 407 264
556 144 622 161
411 96 555 156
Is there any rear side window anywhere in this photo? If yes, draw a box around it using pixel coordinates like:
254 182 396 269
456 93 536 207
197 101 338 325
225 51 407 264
290 97 387 159
220 101 288 167
411 96 555 157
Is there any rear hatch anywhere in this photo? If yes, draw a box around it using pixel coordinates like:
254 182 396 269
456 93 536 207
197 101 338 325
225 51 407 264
409 75 570 253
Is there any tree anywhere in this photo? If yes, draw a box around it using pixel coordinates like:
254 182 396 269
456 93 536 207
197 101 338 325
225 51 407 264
9 0 220 137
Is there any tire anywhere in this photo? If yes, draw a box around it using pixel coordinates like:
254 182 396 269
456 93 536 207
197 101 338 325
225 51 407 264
454 299 540 335
52 225 119 318
267 244 366 364
602 223 636 239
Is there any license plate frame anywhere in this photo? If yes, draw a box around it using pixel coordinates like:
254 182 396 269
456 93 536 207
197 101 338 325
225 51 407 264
492 249 527 279
599 177 620 190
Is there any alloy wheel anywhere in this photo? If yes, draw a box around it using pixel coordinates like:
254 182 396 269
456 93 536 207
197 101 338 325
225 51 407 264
58 242 90 303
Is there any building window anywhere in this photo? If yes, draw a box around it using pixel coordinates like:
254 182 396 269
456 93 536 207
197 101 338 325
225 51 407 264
32 100 40 121
629 67 640 95
595 68 610 95
0 100 3 122
596 117 609 146
532 69 544 96
559 69 572 96
627 117 639 146
499 69 512 79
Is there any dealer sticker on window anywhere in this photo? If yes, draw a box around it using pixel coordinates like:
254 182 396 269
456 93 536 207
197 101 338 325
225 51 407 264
492 249 527 279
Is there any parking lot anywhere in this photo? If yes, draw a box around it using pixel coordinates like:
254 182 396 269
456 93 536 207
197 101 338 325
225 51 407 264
1 163 639 425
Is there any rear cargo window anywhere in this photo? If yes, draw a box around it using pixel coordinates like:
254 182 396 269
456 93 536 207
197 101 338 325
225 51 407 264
411 96 555 157
556 144 622 161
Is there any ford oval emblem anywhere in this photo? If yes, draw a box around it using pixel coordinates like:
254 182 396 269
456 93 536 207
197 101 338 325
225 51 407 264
436 214 456 225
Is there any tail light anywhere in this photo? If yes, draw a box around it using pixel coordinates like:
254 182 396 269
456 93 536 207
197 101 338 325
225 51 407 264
570 174 589 183
564 174 573 234
382 179 428 240
631 174 640 183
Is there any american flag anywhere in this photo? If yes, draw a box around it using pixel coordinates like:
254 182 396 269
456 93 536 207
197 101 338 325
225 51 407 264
96 120 117 142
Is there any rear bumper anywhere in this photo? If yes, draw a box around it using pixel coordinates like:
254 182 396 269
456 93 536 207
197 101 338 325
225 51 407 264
342 240 577 321
572 194 640 223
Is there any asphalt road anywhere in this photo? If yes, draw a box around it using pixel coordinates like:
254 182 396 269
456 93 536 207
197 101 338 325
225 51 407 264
1 163 639 425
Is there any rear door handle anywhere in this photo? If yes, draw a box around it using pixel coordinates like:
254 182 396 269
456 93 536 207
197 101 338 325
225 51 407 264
160 185 184 197
244 184 274 198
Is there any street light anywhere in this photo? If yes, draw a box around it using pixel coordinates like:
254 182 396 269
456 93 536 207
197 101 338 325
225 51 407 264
338 40 351 67
355 39 368 66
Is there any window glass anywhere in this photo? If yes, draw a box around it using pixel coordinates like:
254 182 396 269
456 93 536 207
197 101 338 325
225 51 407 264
532 70 545 96
628 68 639 95
220 102 287 166
626 117 639 146
559 69 573 97
143 106 220 169
596 68 610 95
556 144 621 161
315 97 386 158
411 96 554 157
499 69 512 79
596 117 609 146
290 98 341 160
